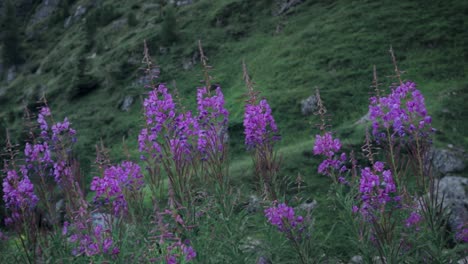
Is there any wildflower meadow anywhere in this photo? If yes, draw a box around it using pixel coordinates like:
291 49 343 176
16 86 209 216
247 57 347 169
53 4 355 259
0 44 466 264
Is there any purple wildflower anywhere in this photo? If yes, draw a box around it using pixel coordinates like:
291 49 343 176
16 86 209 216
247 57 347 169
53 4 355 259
139 84 176 154
455 224 468 243
405 212 422 229
90 161 144 216
2 169 38 210
244 99 279 149
313 132 348 177
369 81 433 139
357 162 398 218
196 86 229 157
265 202 304 237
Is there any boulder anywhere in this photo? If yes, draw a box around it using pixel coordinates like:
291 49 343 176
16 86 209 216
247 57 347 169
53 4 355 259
435 176 468 237
6 66 16 83
431 148 466 176
349 255 363 264
119 96 134 111
30 0 60 25
246 195 262 214
64 5 87 28
300 95 318 116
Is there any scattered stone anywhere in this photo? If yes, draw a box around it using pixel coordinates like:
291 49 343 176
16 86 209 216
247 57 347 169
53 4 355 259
434 176 468 237
30 0 60 25
119 96 134 111
257 256 272 264
74 5 87 18
239 236 262 253
136 67 160 87
64 5 87 28
458 256 468 264
275 0 305 16
6 66 16 83
300 95 318 115
297 199 318 212
159 46 168 55
169 0 193 6
110 18 128 31
91 212 113 229
431 148 466 176
246 195 262 214
182 52 199 71
349 255 363 264
355 111 371 125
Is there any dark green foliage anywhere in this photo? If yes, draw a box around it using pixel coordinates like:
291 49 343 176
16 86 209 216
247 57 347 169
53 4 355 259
161 5 178 45
1 0 23 67
127 12 138 27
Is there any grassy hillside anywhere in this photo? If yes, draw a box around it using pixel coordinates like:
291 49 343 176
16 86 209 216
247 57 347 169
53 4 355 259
1 0 467 188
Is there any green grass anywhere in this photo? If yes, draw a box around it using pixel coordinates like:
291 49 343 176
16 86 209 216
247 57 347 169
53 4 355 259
1 3 467 259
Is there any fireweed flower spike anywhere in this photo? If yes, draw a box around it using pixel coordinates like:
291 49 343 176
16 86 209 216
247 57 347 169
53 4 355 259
139 84 176 155
244 99 279 149
265 202 304 238
312 89 348 181
90 161 144 216
243 61 281 199
356 161 399 219
196 86 229 157
369 81 433 140
2 168 38 211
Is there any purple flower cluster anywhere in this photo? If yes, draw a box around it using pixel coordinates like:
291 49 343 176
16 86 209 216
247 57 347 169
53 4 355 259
405 211 422 229
313 132 347 178
196 86 229 157
455 224 468 243
357 162 398 217
166 241 197 264
2 168 38 211
28 106 77 183
244 99 279 149
139 84 176 154
90 161 144 216
265 203 304 236
369 81 433 139
170 111 199 162
68 224 119 257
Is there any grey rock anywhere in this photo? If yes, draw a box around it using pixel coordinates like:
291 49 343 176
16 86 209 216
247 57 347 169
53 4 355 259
300 95 318 115
257 256 272 264
159 46 168 55
246 195 261 213
182 58 194 70
110 18 127 31
349 255 363 264
136 67 160 87
91 212 113 229
297 199 318 212
63 16 72 28
431 148 466 175
74 5 86 18
169 0 193 6
355 111 371 125
120 96 134 111
30 0 60 25
64 5 87 28
434 176 468 237
239 236 262 253
275 0 305 15
6 66 16 82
